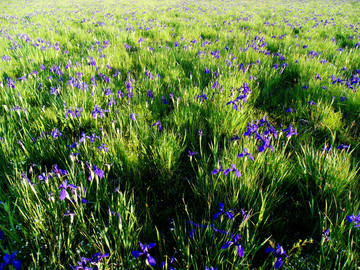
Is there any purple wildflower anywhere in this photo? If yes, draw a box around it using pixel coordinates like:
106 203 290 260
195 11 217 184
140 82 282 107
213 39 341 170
347 213 360 228
322 145 332 152
282 125 298 138
130 113 137 121
336 144 349 150
132 243 157 266
188 150 198 157
221 233 244 257
58 180 77 201
286 108 295 113
322 227 331 242
213 203 234 220
152 120 162 131
98 143 108 152
1 251 22 270
93 165 104 179
238 148 254 161
160 257 176 269
2 55 11 62
265 243 288 269
307 100 316 105
51 127 62 138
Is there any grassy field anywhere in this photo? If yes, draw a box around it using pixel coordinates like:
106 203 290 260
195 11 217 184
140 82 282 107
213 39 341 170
0 0 360 269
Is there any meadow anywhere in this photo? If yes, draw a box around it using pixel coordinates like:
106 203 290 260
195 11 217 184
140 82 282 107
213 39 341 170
0 0 360 268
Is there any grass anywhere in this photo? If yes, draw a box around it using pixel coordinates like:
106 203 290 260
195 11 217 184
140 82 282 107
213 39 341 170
0 0 360 269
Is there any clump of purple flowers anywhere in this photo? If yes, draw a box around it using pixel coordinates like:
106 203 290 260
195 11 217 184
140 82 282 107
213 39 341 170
243 116 279 153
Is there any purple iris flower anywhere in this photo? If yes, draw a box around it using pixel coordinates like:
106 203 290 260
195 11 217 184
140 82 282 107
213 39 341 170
265 243 288 269
226 100 240 111
227 164 241 178
65 107 76 119
113 70 121 77
286 108 295 113
64 210 75 218
282 125 298 138
92 105 108 119
147 89 153 98
212 164 223 175
189 228 195 238
130 113 137 121
50 86 58 95
307 100 316 105
104 87 113 96
132 242 156 266
98 143 108 152
336 144 349 150
90 251 110 264
188 150 198 157
1 251 22 270
195 93 207 103
213 203 234 220
160 257 176 269
244 122 258 137
93 165 104 179
38 172 49 181
347 213 360 228
53 164 68 176
74 107 82 118
59 180 77 201
221 233 244 257
86 134 100 143
51 127 62 138
322 227 331 241
161 96 167 104
322 145 332 152
238 148 254 161
257 134 274 153
2 55 11 62
70 251 108 270
70 257 91 270
152 120 162 131
7 78 16 89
